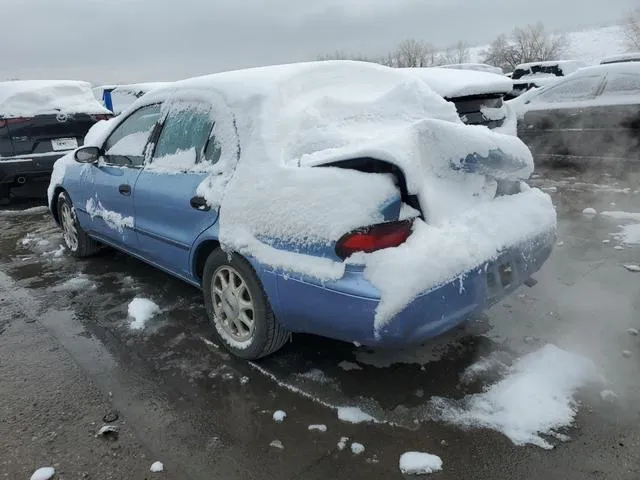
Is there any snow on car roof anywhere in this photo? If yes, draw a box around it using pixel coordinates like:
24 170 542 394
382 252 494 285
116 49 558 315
573 61 640 76
515 60 586 69
0 80 110 117
600 52 640 64
439 63 504 75
402 67 513 98
111 82 173 95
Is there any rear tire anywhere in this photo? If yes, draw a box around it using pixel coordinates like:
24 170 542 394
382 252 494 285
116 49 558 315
57 191 100 258
203 249 289 359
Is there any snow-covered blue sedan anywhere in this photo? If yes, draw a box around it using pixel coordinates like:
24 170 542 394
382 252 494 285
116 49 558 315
48 61 556 359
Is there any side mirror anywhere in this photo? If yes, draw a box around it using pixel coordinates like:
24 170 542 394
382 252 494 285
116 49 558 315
74 146 100 164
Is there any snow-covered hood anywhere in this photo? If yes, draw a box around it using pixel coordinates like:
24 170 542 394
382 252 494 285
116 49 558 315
403 67 513 98
0 80 110 117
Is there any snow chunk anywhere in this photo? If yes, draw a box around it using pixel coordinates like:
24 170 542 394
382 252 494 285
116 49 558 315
623 264 640 273
30 467 55 480
86 197 134 232
337 406 377 424
431 344 596 449
273 410 287 422
582 207 597 215
270 440 284 450
351 442 365 455
600 211 640 221
308 424 327 432
627 328 639 336
0 80 109 117
150 461 164 472
0 206 49 216
128 298 160 330
600 390 618 403
399 452 443 475
338 361 362 371
337 436 349 450
622 350 632 358
613 224 640 245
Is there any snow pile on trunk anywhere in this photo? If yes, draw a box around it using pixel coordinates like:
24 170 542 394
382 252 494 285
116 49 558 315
399 452 443 475
0 80 109 117
403 67 513 98
431 344 597 449
128 298 160 330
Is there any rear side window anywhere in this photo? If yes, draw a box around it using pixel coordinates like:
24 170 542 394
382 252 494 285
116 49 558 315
601 73 640 96
151 103 218 171
534 75 602 103
103 104 161 166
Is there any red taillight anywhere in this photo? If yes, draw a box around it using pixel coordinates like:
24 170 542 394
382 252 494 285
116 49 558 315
0 117 29 128
335 220 414 259
91 114 112 121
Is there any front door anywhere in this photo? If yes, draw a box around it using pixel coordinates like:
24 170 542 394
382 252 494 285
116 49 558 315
82 103 162 249
134 102 221 278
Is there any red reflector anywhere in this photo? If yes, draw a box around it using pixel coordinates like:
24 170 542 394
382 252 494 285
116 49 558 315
335 220 413 259
91 114 112 121
0 117 29 128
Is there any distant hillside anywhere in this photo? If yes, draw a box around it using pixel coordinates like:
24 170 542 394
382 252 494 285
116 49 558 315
468 24 628 67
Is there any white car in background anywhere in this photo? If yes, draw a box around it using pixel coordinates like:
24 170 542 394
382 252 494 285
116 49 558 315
439 63 504 75
508 60 587 99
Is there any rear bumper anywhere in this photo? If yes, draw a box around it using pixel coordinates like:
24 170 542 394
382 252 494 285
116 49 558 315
0 152 68 185
270 228 555 347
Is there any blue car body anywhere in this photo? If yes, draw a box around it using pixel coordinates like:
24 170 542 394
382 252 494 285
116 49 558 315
50 65 555 350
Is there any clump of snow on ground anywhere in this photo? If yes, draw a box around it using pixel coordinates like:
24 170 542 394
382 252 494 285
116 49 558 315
351 442 365 455
337 436 349 450
600 390 618 403
399 452 443 475
150 461 164 472
600 211 640 221
582 207 597 215
273 410 287 422
53 275 95 291
431 344 597 449
308 424 327 432
128 298 160 330
0 206 49 217
270 439 284 449
337 406 378 424
30 467 55 480
623 265 640 273
613 224 640 245
297 368 332 383
86 197 134 232
338 360 362 371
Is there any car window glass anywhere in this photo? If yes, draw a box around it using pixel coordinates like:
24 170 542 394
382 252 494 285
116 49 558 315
602 73 640 96
151 104 215 171
103 104 161 167
534 75 602 103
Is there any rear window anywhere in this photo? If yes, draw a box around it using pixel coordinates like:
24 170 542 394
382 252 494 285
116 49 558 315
512 65 563 80
601 73 640 96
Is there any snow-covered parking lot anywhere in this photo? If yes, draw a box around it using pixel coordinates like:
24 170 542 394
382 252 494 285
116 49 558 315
1 164 639 479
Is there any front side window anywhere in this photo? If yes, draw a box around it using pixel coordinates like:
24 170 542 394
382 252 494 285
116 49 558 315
151 103 218 171
534 75 603 104
601 73 640 96
103 104 161 167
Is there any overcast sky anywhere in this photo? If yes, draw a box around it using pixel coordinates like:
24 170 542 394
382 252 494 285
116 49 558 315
0 0 636 84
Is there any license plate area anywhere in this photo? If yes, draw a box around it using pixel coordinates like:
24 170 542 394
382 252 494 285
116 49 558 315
51 138 78 151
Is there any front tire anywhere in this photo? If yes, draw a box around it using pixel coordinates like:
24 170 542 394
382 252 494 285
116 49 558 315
57 191 100 258
203 249 289 359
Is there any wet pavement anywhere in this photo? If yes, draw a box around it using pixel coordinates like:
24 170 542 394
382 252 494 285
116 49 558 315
1 165 639 479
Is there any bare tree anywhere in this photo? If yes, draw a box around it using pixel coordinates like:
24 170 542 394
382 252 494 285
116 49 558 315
621 7 640 51
483 22 567 72
393 38 438 67
437 41 471 65
316 51 394 66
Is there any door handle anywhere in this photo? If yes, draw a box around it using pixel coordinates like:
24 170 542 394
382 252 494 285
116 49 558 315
119 184 131 196
190 196 210 211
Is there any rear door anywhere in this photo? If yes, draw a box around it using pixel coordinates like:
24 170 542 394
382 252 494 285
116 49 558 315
587 71 640 158
133 102 221 278
81 104 162 249
520 74 605 157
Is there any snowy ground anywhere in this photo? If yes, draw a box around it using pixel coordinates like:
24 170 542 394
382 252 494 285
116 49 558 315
1 163 639 479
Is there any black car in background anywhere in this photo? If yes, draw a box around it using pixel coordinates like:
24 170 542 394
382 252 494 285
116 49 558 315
515 62 640 160
0 80 111 203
